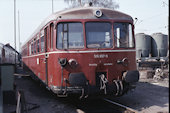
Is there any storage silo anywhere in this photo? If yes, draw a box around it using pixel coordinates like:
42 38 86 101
151 33 168 57
135 33 151 59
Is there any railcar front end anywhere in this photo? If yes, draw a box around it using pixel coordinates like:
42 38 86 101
49 21 139 97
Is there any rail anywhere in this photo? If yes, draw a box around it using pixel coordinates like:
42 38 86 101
103 98 138 113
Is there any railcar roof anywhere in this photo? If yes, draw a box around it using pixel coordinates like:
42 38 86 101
23 7 133 46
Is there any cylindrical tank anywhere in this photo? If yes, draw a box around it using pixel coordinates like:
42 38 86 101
135 33 151 59
151 33 168 57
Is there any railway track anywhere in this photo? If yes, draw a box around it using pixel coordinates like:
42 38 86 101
103 98 138 113
65 96 138 113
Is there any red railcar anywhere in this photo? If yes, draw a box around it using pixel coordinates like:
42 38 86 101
21 6 139 98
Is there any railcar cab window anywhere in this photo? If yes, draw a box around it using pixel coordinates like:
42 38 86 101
57 23 84 49
86 22 112 49
113 23 134 48
40 30 44 52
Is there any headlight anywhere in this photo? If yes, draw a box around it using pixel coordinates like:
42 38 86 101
68 59 78 68
94 9 102 18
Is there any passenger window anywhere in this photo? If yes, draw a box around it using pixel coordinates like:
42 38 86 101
40 30 44 52
57 22 84 49
37 39 40 53
50 24 54 49
29 43 31 55
31 42 33 54
34 39 36 54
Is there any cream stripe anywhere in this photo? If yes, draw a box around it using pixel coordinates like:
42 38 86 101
22 49 136 58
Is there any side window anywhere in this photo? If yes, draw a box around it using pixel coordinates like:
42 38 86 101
57 22 84 49
29 42 31 55
40 30 44 52
50 23 54 49
34 39 36 54
37 39 40 53
44 28 48 52
31 42 34 54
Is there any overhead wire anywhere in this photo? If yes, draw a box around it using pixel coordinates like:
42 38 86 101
136 11 168 25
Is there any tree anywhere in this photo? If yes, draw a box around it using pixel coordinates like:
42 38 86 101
64 0 119 9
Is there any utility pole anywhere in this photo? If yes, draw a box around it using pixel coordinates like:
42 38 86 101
52 0 54 13
162 1 169 56
18 10 21 53
14 0 16 65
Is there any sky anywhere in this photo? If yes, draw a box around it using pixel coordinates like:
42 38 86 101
0 0 169 51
